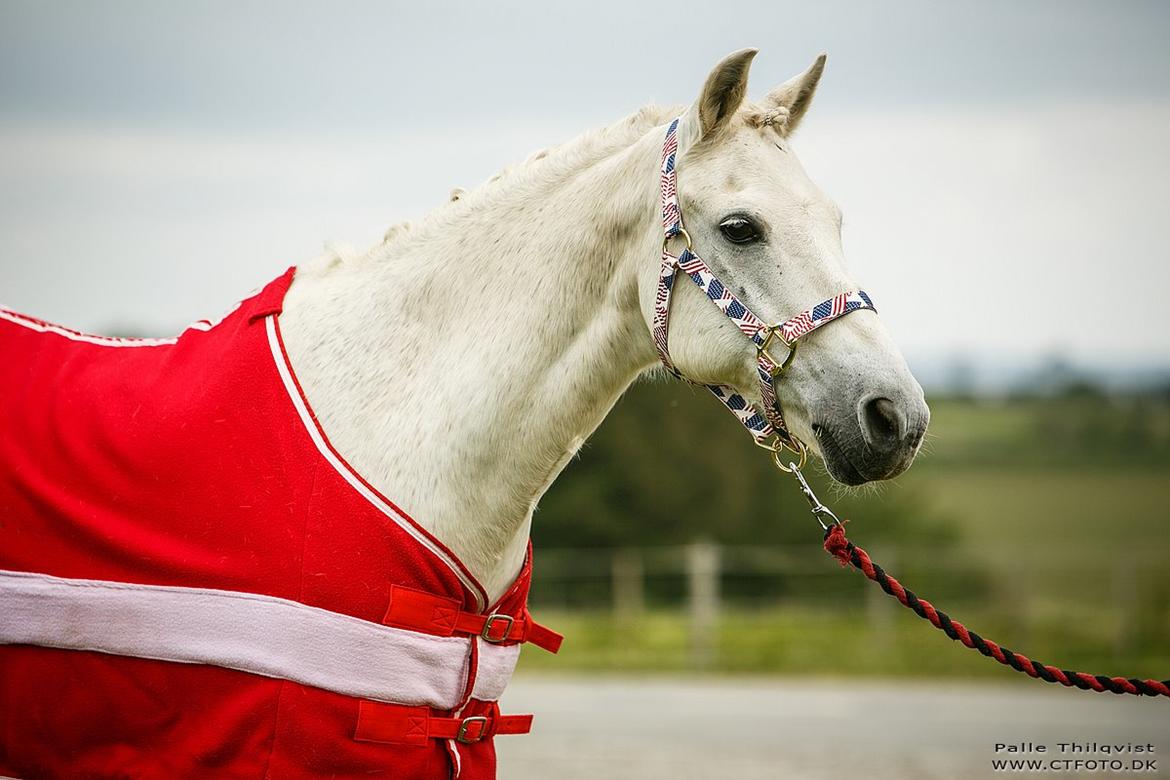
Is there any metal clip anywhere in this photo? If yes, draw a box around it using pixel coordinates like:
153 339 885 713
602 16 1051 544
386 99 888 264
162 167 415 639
788 463 843 531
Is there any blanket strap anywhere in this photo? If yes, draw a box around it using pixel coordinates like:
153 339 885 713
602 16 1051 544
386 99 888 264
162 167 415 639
383 585 563 653
355 700 533 746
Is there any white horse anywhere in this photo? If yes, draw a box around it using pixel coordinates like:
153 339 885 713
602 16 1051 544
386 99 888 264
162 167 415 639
279 48 929 602
0 48 932 778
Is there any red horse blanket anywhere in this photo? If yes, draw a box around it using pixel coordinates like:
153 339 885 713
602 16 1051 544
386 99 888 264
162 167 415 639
0 268 557 779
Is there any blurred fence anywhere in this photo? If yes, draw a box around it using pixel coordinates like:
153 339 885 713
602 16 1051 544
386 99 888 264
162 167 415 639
527 541 1166 672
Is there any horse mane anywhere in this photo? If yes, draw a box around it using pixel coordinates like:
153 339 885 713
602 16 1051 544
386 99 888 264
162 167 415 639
309 100 792 273
479 104 681 190
357 104 683 262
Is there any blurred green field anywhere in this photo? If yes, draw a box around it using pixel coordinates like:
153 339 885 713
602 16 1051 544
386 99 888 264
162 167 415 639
516 604 1169 680
920 468 1168 567
899 397 1170 598
524 391 1170 678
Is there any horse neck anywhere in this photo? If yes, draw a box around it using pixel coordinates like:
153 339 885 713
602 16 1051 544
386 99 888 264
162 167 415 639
279 129 664 602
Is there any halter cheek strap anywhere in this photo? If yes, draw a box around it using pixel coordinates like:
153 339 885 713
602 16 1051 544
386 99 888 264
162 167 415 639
653 117 877 465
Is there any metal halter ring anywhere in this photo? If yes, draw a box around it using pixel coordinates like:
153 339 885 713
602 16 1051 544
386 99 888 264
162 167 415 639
662 227 693 256
757 326 799 378
758 434 807 472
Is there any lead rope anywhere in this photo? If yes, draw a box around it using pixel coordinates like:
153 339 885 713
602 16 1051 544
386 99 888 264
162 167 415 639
786 463 1170 698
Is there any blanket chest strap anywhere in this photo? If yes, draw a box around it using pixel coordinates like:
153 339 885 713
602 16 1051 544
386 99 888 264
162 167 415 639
383 585 563 653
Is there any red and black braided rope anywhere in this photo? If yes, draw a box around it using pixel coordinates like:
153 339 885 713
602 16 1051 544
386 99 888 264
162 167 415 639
822 523 1170 698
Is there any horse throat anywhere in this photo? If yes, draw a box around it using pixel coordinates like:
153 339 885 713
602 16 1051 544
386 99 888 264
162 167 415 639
279 131 663 601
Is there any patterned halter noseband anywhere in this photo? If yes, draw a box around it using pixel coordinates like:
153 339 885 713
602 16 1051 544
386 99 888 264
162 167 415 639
652 117 877 470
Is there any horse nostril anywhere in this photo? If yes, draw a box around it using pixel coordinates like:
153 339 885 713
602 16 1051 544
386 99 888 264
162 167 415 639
861 396 903 449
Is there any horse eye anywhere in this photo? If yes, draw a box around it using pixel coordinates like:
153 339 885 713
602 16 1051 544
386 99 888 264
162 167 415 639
719 216 760 245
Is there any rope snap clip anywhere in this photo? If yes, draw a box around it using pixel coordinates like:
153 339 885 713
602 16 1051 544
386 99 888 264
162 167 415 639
788 460 843 532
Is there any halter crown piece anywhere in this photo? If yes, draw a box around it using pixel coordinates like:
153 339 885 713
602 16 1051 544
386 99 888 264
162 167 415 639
652 117 877 470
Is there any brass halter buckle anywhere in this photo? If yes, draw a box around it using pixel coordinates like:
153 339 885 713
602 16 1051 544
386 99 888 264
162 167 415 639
756 325 799 378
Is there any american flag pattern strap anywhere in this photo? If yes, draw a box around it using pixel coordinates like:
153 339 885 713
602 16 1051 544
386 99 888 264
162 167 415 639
661 118 684 237
654 117 877 447
778 291 876 345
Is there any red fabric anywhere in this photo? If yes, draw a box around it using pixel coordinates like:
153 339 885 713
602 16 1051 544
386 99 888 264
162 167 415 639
0 268 538 779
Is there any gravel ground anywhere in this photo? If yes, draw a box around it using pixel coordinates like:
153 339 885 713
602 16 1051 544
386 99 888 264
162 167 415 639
496 675 1169 779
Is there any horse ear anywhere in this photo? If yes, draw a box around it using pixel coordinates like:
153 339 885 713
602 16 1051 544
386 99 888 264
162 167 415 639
690 48 758 140
763 53 827 135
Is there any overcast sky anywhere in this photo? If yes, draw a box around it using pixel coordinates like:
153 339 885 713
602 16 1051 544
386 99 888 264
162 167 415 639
2 1 1168 371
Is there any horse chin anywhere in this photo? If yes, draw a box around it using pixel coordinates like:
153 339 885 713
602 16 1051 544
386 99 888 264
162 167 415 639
813 426 868 486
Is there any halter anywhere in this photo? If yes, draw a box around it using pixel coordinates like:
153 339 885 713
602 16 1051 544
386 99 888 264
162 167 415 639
652 117 877 470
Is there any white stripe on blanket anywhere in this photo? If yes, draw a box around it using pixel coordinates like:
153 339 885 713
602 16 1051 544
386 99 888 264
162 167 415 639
0 569 518 707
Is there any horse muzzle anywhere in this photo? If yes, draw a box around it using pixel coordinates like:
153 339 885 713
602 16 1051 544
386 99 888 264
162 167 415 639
813 390 930 485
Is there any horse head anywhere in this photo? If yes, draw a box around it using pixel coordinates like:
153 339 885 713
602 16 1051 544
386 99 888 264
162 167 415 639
643 49 929 485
